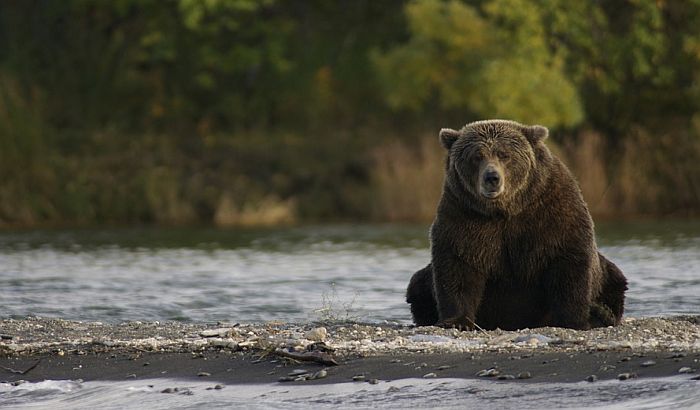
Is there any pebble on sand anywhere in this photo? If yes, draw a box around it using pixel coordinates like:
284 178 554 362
311 369 328 380
517 372 532 379
476 368 500 377
304 327 328 342
617 372 637 381
199 328 234 338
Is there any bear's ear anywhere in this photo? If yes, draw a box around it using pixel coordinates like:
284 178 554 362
523 125 549 144
439 128 460 149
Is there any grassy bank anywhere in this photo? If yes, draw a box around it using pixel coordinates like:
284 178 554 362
1 127 699 229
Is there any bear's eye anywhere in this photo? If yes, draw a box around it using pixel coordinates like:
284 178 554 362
497 151 511 160
471 152 484 163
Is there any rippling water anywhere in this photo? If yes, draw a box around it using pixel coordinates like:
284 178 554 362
1 221 699 409
1 221 699 323
2 376 700 410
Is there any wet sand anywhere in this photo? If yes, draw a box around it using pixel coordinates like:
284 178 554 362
1 316 699 385
1 350 699 385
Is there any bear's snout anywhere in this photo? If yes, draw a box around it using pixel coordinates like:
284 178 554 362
484 170 500 186
479 164 504 199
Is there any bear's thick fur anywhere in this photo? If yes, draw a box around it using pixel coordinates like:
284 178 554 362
406 120 627 330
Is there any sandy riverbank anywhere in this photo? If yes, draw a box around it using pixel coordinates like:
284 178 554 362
1 316 699 385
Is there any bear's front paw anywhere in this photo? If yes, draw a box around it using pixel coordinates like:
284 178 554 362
436 316 474 331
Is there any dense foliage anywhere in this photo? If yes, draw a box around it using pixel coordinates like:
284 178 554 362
1 0 699 226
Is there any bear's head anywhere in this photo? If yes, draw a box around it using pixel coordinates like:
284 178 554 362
439 119 552 215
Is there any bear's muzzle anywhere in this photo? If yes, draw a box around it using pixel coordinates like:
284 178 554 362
479 164 504 199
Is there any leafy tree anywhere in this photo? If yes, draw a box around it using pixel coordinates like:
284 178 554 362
372 0 583 128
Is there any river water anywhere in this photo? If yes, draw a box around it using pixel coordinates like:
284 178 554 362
1 221 699 408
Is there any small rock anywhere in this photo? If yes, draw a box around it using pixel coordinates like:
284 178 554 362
197 372 211 377
586 375 598 382
288 369 310 376
387 386 401 393
126 374 136 379
206 384 224 390
617 372 637 381
691 375 700 381
294 376 308 381
678 367 694 374
423 372 437 378
513 334 557 344
620 357 631 362
352 375 366 382
497 375 515 380
436 365 452 370
209 339 238 349
161 387 175 393
200 328 233 338
307 341 334 353
640 360 656 367
476 368 500 377
10 380 26 386
517 372 532 379
304 327 328 342
311 369 327 380
409 335 452 343
368 378 379 384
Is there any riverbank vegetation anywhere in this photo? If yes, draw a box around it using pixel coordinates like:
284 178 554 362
1 0 699 227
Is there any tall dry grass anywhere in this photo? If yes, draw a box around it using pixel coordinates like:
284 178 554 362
371 136 445 222
558 127 700 218
213 194 296 227
371 128 700 222
556 131 615 217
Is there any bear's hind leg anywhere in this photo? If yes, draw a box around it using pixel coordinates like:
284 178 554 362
591 253 628 327
406 264 439 326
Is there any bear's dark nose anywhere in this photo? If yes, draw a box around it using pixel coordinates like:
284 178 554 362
484 170 500 187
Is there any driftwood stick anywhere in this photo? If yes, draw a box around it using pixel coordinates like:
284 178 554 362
466 317 491 337
273 348 339 366
0 359 41 375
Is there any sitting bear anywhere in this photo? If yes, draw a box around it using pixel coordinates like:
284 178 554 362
406 120 627 330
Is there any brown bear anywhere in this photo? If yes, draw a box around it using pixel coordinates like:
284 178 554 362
406 120 627 330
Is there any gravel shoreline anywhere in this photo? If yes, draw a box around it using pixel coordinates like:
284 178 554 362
1 316 699 385
2 316 699 357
